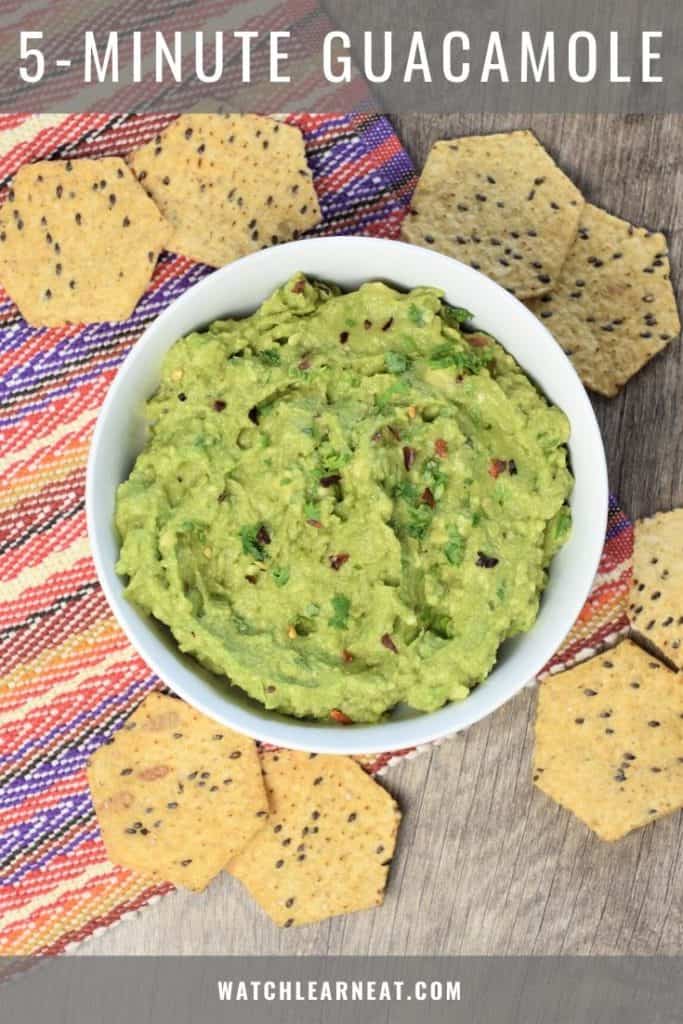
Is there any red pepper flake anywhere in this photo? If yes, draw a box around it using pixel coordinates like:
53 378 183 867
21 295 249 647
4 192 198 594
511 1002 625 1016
434 438 448 459
213 399 226 412
466 332 489 348
307 519 323 528
381 633 398 653
403 446 416 471
245 574 258 584
330 708 353 723
320 474 341 487
381 317 393 331
292 278 306 293
298 357 311 370
489 458 507 479
256 525 271 546
420 487 435 508
341 649 354 663
371 429 384 444
339 331 349 344
329 553 349 571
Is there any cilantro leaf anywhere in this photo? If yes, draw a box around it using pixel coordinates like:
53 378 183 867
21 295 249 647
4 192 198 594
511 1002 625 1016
258 348 281 366
407 504 433 540
393 480 418 502
423 457 446 498
385 351 410 374
444 528 465 567
304 500 320 521
319 444 352 474
554 505 572 540
440 302 473 326
271 566 290 587
429 343 492 374
329 594 351 630
240 524 268 561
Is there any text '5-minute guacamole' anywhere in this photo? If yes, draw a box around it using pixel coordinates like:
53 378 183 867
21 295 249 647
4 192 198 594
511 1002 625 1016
116 274 573 723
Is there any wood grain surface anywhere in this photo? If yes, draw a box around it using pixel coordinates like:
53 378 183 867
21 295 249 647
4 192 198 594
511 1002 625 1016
81 114 683 957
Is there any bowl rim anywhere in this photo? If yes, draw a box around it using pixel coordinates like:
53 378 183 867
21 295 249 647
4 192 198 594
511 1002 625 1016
86 236 608 754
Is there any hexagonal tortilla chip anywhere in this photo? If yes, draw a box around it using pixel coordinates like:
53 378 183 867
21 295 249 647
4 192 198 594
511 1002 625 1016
228 750 401 926
630 508 683 668
534 639 683 841
401 130 584 299
0 157 170 326
87 692 268 891
127 114 321 268
528 204 680 397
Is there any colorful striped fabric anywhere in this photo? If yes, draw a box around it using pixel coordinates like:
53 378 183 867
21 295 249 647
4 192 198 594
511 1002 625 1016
0 112 632 957
538 496 633 677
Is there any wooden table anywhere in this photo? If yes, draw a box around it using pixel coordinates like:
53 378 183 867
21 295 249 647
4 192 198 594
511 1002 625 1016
82 113 683 957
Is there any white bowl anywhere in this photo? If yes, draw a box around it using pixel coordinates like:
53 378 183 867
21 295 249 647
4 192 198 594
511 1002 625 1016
86 237 607 754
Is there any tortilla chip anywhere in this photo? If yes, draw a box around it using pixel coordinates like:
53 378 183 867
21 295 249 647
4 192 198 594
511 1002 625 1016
528 204 680 396
127 114 321 268
228 751 401 926
630 508 683 668
401 130 583 299
534 639 683 841
87 692 268 891
0 158 169 326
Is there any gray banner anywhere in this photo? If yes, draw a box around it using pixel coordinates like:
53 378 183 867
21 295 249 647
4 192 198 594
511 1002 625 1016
0 0 681 113
1 956 682 1023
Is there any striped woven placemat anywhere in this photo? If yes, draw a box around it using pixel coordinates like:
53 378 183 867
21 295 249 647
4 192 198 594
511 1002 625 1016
0 112 633 957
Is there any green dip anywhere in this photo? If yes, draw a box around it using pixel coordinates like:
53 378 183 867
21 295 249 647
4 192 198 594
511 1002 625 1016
116 274 573 723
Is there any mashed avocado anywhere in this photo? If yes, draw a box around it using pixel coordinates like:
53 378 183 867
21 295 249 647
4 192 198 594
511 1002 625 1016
116 274 573 723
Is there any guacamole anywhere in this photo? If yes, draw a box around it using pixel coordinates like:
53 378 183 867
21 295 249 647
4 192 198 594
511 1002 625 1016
116 274 573 722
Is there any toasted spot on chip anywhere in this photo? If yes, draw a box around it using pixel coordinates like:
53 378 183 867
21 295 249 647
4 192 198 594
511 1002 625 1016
630 508 683 668
87 692 268 891
534 639 683 841
127 114 321 269
401 130 584 300
528 204 680 396
0 157 169 326
228 751 401 926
